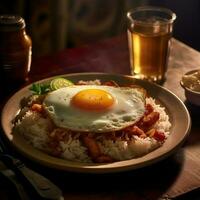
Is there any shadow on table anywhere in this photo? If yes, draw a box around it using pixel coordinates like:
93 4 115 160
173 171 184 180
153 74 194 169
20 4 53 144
181 100 200 148
184 101 200 124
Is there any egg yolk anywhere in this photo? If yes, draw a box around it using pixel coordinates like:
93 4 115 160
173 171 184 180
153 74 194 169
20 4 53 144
71 89 114 111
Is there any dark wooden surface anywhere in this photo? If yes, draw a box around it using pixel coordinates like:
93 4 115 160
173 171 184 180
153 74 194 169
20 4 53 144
1 34 200 200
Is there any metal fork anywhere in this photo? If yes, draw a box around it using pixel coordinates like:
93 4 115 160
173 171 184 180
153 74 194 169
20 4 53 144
0 135 64 200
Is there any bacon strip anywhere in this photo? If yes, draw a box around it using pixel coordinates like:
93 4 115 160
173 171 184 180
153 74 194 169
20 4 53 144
81 135 114 163
102 80 119 87
81 135 101 160
31 103 43 112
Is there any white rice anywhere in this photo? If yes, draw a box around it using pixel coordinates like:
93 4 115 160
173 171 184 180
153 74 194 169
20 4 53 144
14 110 53 152
13 80 171 163
60 138 92 163
99 136 159 160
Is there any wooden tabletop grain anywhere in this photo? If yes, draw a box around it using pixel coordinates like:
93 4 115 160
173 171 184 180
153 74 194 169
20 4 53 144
1 34 200 200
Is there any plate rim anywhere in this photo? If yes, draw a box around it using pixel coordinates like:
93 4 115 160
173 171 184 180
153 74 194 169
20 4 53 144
1 72 191 173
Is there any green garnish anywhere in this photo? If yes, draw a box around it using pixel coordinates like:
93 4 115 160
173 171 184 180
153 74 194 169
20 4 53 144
29 78 74 94
29 83 50 95
50 77 73 90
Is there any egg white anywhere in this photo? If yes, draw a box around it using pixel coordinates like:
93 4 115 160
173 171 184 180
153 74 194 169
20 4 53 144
43 85 146 133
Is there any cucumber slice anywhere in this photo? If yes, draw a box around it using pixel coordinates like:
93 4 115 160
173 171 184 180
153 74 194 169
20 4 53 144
50 78 73 90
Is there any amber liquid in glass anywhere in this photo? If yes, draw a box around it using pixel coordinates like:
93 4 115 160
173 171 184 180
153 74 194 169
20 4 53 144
128 26 172 83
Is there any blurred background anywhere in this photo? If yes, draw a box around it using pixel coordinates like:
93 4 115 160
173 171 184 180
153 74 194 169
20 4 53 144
0 0 199 57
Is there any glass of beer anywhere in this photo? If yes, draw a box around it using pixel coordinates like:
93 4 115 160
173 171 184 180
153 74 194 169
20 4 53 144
127 6 176 83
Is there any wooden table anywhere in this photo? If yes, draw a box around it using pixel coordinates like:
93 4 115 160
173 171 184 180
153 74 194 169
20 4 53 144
1 34 200 200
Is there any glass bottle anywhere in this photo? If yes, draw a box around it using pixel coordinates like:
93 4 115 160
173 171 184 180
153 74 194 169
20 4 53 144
0 15 32 89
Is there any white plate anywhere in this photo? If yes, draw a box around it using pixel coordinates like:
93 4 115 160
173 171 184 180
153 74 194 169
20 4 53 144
1 73 191 173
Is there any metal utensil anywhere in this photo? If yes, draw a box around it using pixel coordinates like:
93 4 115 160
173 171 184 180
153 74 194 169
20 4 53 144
0 169 31 200
0 136 64 200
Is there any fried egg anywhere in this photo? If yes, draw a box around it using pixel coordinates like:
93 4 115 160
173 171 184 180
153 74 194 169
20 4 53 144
43 85 146 133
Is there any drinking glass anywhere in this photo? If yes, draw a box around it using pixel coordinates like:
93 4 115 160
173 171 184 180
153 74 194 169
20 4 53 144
127 6 176 83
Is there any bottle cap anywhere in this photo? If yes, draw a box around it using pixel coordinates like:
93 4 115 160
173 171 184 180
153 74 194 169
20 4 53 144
0 15 25 31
